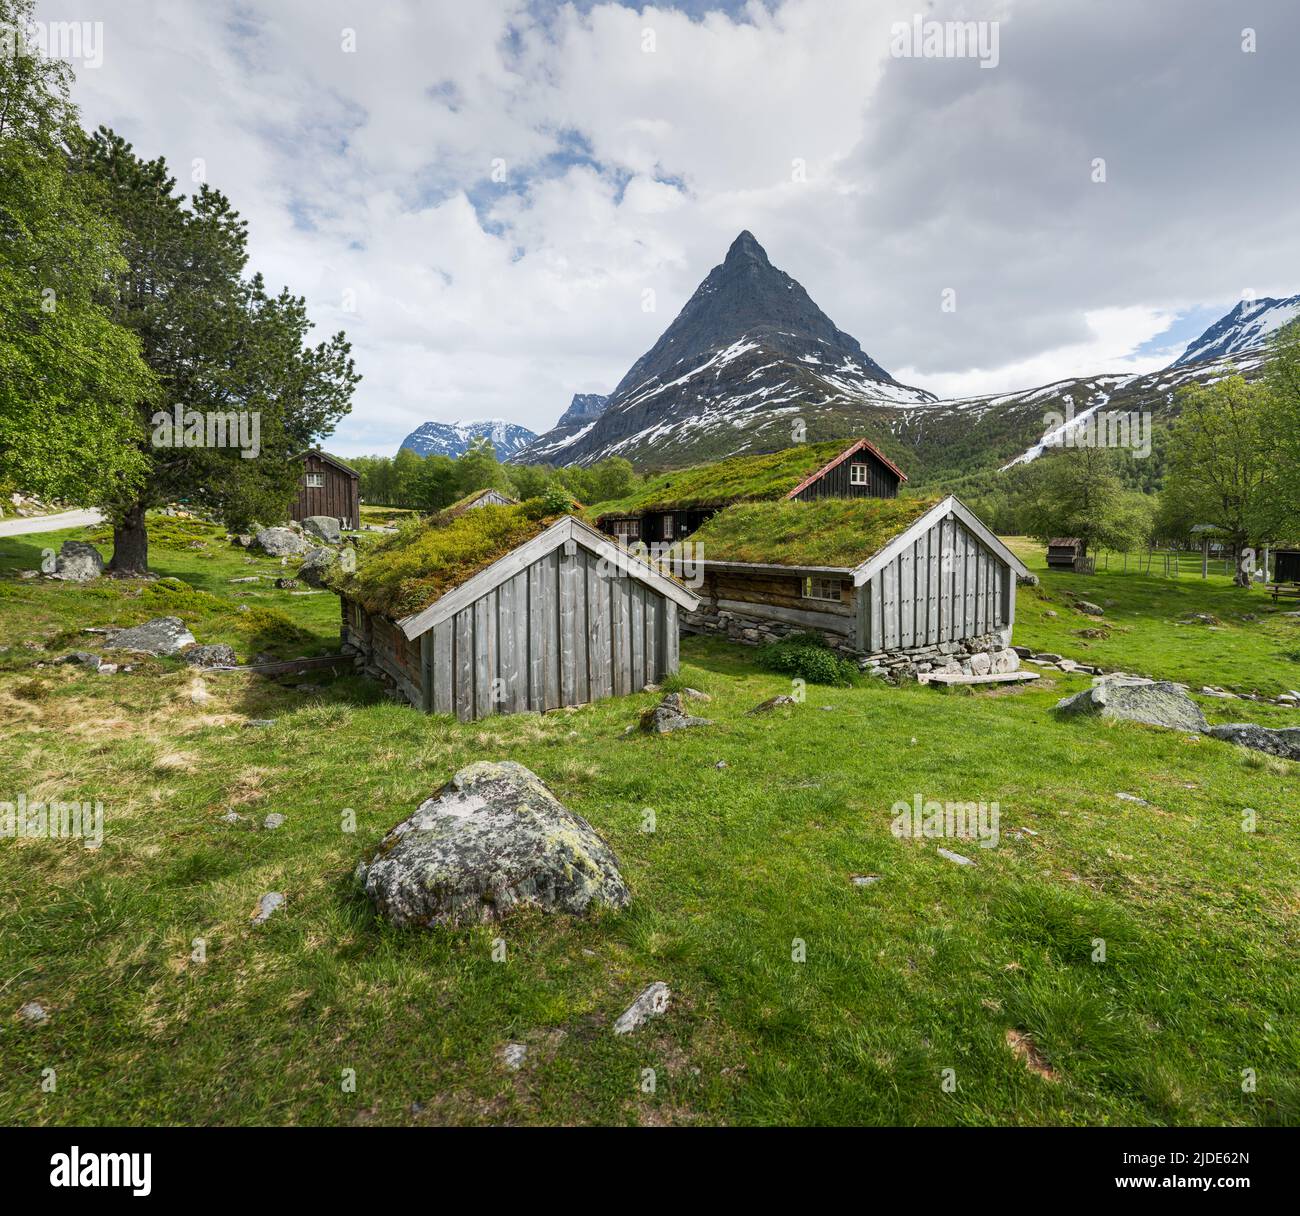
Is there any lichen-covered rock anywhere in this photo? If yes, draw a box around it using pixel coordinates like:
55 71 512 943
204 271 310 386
640 692 713 733
990 648 1020 674
1207 723 1300 761
254 526 309 557
302 515 342 543
297 546 337 587
1055 677 1207 733
106 616 196 656
361 761 630 928
183 643 237 668
52 540 105 582
1076 600 1105 616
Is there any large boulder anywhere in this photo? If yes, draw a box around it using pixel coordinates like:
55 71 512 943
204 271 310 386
1207 723 1300 761
302 515 342 544
254 527 309 557
52 541 104 582
297 547 337 587
105 616 196 656
1055 676 1207 733
359 761 631 928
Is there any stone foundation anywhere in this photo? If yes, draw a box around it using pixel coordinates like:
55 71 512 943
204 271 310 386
684 607 1015 683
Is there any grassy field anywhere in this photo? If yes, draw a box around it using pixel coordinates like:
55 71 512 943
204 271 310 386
1 518 1298 1126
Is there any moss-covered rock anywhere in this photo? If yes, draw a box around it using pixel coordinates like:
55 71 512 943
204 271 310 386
360 761 630 928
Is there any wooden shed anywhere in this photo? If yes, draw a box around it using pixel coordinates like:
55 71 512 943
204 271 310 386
1273 548 1300 584
292 450 360 530
337 510 699 720
1045 538 1083 571
671 495 1029 660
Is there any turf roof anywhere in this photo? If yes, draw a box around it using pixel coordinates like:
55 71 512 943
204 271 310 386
672 495 943 569
331 501 560 619
591 441 859 520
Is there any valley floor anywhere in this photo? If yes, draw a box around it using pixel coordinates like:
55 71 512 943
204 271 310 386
1 521 1297 1125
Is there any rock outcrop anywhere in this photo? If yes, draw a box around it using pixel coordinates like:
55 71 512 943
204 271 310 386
1055 677 1208 733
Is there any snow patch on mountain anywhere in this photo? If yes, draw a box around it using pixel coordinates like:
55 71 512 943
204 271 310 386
1172 295 1300 367
399 418 537 460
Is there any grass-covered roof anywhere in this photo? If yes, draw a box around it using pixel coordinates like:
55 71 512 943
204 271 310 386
672 495 943 569
331 501 560 619
590 441 858 520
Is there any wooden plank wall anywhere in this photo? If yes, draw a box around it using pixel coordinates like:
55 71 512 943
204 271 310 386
424 546 678 720
291 453 360 528
693 570 857 637
860 515 1011 651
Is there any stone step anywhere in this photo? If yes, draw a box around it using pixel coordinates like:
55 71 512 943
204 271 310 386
919 671 1042 687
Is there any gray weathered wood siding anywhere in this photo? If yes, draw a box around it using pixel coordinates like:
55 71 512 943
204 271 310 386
421 544 680 720
688 569 857 637
858 514 1014 651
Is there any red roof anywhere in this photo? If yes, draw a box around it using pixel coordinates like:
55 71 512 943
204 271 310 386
783 438 908 500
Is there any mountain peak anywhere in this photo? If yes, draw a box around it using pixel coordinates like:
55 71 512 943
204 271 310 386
1171 293 1300 368
724 230 769 268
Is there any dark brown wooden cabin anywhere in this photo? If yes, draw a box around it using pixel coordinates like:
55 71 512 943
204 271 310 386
292 450 360 530
1045 538 1083 571
1275 548 1300 584
599 438 906 544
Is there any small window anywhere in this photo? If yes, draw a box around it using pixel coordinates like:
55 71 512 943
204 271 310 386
304 472 325 488
614 519 640 541
661 513 674 540
802 576 842 602
849 463 869 486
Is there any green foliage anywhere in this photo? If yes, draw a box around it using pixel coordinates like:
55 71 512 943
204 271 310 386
1264 320 1300 537
1162 374 1281 579
0 0 155 503
679 495 939 567
538 481 575 514
756 631 858 686
71 126 359 561
1013 448 1152 555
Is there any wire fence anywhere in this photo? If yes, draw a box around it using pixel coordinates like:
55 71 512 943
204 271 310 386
1096 549 1238 579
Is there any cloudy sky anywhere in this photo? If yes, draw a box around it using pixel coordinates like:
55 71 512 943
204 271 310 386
37 0 1300 455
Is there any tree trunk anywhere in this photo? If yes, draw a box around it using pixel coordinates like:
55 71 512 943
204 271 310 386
108 501 149 576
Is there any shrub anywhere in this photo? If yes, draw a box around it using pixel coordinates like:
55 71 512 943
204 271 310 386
756 631 858 686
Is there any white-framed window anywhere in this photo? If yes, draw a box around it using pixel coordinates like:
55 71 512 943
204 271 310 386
849 462 869 486
614 518 640 541
304 472 325 488
662 513 674 540
801 576 842 602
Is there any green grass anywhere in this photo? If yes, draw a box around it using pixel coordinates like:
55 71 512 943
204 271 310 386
1008 538 1300 698
589 441 854 519
675 495 939 568
1 528 1298 1126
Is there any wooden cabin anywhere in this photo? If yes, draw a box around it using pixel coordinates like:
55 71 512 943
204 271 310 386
1273 548 1300 584
337 511 699 720
439 487 517 518
293 450 360 530
597 438 905 544
671 495 1029 660
1045 538 1083 571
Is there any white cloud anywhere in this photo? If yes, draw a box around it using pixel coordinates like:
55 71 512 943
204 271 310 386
37 0 1300 455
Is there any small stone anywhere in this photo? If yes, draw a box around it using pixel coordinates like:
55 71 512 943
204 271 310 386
1076 600 1105 616
850 874 881 886
244 718 276 728
746 695 798 715
613 982 671 1035
19 1001 47 1024
937 848 976 867
184 643 237 668
1115 792 1149 805
97 663 119 675
219 811 246 824
681 687 711 703
251 892 285 925
262 813 286 830
60 651 102 671
500 1042 528 1070
714 760 728 769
